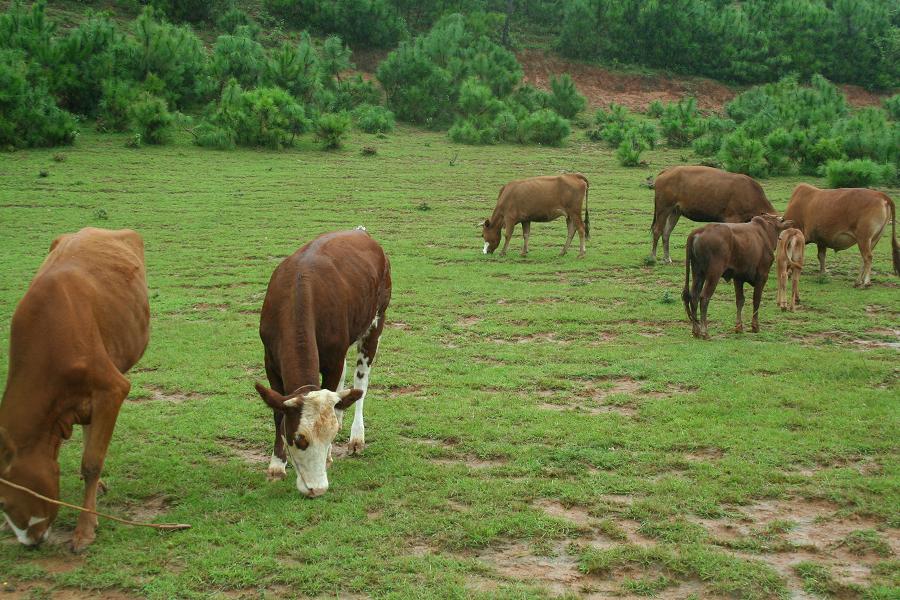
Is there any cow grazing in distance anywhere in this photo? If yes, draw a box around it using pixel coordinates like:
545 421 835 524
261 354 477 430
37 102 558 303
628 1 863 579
651 166 776 263
482 173 590 258
0 228 149 551
783 184 898 287
682 215 793 339
256 229 391 498
776 228 805 312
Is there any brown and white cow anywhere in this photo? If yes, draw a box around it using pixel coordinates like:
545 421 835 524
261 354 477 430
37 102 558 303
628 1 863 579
783 184 899 287
682 215 793 339
255 228 391 498
482 174 590 258
0 228 149 551
652 166 776 263
776 228 805 312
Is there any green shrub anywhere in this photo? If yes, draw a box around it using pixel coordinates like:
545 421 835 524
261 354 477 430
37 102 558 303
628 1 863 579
97 78 138 132
493 110 518 142
824 159 895 188
266 0 406 49
128 92 173 144
449 118 496 145
719 129 768 178
508 84 551 113
885 95 900 121
659 98 705 147
548 74 586 119
763 128 793 175
519 109 570 146
315 111 351 149
0 50 78 149
352 103 394 133
211 33 266 89
126 9 209 108
216 8 260 37
331 75 381 111
616 130 649 167
265 36 322 104
193 121 235 150
832 107 898 165
646 100 664 118
796 134 845 176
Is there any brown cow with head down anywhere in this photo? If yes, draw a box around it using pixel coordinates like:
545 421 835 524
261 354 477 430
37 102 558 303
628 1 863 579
783 184 899 287
256 228 391 499
682 215 793 339
0 228 149 551
652 166 776 263
482 174 589 258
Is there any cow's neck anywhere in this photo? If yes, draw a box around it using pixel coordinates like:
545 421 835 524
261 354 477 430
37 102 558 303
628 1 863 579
0 384 74 460
488 204 505 230
281 286 321 392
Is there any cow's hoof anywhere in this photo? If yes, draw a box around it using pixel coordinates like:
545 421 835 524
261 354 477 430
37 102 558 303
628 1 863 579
266 467 286 482
734 325 744 333
70 531 95 554
577 253 585 259
347 438 365 455
664 258 673 265
751 325 760 333
97 479 108 495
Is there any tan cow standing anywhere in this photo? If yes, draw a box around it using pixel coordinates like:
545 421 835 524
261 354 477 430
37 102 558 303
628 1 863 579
0 228 149 551
776 228 805 312
482 174 590 257
651 166 776 263
784 184 899 287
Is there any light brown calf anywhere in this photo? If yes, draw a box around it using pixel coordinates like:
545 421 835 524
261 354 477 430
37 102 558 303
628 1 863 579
776 228 805 312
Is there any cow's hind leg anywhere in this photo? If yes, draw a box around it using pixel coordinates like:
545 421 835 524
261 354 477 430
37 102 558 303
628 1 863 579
791 267 801 309
817 244 827 275
698 272 720 340
734 280 745 333
348 312 386 455
661 210 681 264
855 238 874 288
71 373 130 553
521 222 530 257
573 212 587 258
560 217 576 256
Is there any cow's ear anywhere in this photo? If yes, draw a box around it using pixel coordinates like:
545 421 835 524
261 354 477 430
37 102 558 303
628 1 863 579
334 388 363 410
255 383 295 412
0 427 15 475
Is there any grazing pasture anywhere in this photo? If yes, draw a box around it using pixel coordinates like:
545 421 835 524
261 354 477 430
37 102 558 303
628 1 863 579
0 128 898 599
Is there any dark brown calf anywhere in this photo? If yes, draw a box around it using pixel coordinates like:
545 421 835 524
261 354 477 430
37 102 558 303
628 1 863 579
482 174 590 257
682 215 792 339
256 228 391 498
652 166 775 263
776 228 805 312
0 228 149 551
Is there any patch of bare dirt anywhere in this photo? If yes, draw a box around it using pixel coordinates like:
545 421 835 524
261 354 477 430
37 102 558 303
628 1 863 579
692 498 899 593
35 555 84 575
683 447 724 462
853 328 900 350
388 321 411 331
494 332 570 345
518 49 735 111
135 385 206 403
475 539 582 596
430 454 509 470
192 302 228 312
587 332 619 345
534 499 593 527
218 436 267 466
127 494 170 522
540 401 638 417
0 583 140 599
456 316 482 327
385 384 424 396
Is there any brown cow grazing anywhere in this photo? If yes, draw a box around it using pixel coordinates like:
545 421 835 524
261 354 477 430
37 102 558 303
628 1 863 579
776 228 805 312
0 228 149 551
255 228 391 498
783 184 899 287
651 166 776 263
482 174 590 258
682 215 793 339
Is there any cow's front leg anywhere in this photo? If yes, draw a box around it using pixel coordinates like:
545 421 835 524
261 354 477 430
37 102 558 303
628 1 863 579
817 244 827 274
733 280 745 333
267 411 288 481
521 222 530 256
348 312 384 455
72 377 129 553
499 222 515 256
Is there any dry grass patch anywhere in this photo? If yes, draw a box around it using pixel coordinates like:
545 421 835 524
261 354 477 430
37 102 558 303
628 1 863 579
134 385 206 403
218 436 268 466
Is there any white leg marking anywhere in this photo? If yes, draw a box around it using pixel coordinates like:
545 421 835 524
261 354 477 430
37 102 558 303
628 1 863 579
349 344 374 455
267 452 287 480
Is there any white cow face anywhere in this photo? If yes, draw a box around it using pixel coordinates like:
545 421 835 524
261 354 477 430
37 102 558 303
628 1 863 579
255 384 362 498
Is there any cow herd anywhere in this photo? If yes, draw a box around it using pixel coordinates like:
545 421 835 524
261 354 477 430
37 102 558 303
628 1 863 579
0 165 897 552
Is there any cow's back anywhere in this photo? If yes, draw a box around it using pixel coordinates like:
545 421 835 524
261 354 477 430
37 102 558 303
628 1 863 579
10 228 149 376
785 184 889 245
657 166 773 222
498 175 586 221
261 230 390 359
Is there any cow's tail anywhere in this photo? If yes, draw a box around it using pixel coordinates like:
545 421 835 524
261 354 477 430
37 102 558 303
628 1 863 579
887 195 899 276
573 173 590 240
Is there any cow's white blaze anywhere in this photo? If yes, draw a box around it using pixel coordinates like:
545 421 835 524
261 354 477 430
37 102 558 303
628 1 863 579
3 513 47 545
483 242 490 254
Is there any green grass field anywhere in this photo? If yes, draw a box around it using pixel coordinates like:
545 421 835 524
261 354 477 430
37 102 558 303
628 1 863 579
0 127 898 600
